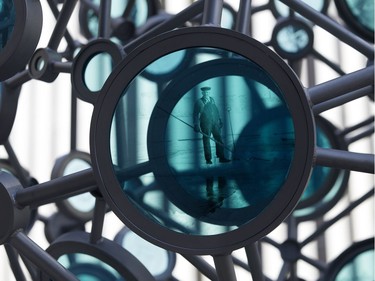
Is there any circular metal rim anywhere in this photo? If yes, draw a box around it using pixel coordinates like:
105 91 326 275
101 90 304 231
51 151 95 222
72 39 125 104
114 226 176 281
334 0 374 42
271 17 314 61
323 238 374 281
43 231 155 281
0 0 43 81
90 26 315 255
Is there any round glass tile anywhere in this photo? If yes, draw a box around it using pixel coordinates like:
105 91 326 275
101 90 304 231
0 0 15 50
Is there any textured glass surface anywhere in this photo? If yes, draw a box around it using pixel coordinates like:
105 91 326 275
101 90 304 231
110 47 295 236
300 125 331 202
63 158 96 213
59 253 123 281
0 0 15 50
345 0 374 31
84 52 113 92
276 24 310 53
334 249 374 281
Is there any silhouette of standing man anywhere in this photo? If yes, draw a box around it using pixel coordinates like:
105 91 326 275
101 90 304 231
194 86 230 164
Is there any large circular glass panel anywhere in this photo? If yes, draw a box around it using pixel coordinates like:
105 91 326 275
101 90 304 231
91 27 314 254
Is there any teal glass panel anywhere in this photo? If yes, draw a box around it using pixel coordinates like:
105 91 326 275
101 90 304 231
274 0 325 18
63 159 96 213
300 125 331 202
84 52 113 92
142 50 187 76
334 249 374 281
276 24 310 53
345 0 374 32
120 231 170 277
0 0 15 49
58 253 123 281
87 0 149 37
110 47 295 236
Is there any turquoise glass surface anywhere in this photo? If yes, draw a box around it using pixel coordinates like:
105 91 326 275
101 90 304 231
110 47 295 236
0 0 15 49
334 249 374 281
345 0 374 32
58 253 123 281
300 125 331 202
276 24 310 53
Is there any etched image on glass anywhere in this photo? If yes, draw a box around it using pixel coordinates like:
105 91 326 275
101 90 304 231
110 47 296 236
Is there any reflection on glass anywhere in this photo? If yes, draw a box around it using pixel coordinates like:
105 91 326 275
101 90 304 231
334 249 374 281
345 0 374 32
84 52 113 92
276 25 310 54
0 0 15 49
110 47 295 236
59 253 123 281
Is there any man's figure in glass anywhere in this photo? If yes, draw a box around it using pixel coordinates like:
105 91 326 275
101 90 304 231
194 86 230 164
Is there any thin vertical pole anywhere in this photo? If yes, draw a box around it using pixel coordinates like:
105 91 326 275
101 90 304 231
90 197 107 244
213 254 237 281
235 0 252 35
98 0 112 38
201 0 223 26
245 243 265 281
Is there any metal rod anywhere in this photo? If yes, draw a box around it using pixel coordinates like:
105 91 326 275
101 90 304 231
299 254 326 271
90 197 107 244
346 126 374 145
213 254 237 281
98 0 112 38
201 0 223 26
311 49 346 76
15 168 97 208
245 243 265 281
235 0 252 35
4 244 27 281
70 90 78 151
52 62 72 73
279 0 374 59
45 0 77 49
182 254 219 281
3 140 31 187
124 0 205 53
308 65 374 106
300 187 374 247
9 231 79 281
340 116 375 136
315 147 374 174
48 0 78 51
312 85 373 114
4 70 32 89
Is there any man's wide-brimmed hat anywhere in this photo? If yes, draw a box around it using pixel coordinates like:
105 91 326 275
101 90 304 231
201 86 211 91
